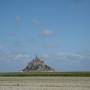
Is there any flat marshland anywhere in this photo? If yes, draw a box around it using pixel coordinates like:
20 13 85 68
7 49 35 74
0 77 90 90
0 72 90 90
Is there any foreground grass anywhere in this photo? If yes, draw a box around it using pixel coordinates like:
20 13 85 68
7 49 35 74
0 72 90 77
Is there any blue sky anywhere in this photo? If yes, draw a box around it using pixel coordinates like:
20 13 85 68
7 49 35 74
0 0 90 72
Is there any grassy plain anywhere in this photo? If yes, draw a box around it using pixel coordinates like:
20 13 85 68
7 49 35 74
0 72 90 77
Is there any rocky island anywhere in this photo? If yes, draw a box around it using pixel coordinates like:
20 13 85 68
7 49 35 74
22 56 55 72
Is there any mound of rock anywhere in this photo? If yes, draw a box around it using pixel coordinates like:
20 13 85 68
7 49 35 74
22 56 55 72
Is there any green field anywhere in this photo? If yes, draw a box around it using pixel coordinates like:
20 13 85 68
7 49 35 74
0 72 90 77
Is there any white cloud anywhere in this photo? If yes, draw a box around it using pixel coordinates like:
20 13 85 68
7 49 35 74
16 16 21 24
57 52 84 60
0 51 31 61
0 50 90 66
57 52 83 57
12 54 30 60
32 20 40 26
40 52 89 61
42 54 49 59
40 29 55 36
45 44 57 48
0 45 4 49
8 32 16 36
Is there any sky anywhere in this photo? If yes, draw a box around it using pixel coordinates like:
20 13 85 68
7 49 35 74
0 0 90 72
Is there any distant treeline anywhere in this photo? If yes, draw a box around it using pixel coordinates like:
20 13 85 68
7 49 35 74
0 72 90 77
